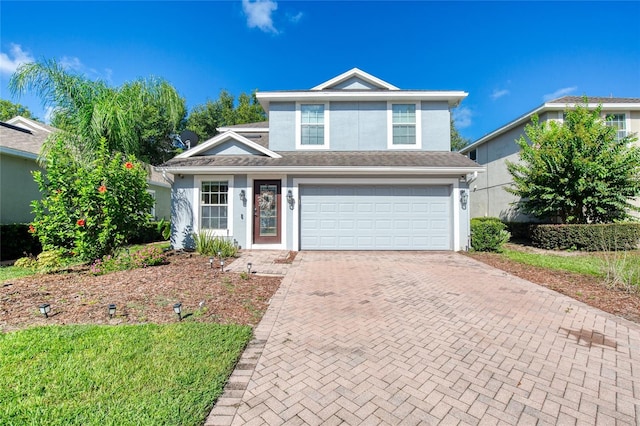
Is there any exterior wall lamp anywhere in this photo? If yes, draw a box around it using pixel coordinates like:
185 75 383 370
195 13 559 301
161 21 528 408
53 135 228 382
239 189 246 202
460 189 468 209
286 190 295 209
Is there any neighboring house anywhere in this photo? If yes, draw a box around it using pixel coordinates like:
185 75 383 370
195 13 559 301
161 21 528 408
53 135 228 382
158 68 483 251
0 116 172 224
460 97 640 222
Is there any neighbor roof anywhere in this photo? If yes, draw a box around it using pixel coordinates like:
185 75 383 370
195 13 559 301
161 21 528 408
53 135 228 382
0 117 53 158
461 96 640 154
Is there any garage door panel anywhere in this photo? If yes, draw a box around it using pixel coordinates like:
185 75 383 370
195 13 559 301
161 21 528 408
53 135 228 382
301 185 451 250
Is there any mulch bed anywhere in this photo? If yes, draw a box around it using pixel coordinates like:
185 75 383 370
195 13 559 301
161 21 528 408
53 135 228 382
466 251 640 324
1 251 282 333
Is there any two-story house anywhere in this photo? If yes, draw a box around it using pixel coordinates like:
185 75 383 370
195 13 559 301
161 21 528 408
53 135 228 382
460 97 640 221
159 69 483 251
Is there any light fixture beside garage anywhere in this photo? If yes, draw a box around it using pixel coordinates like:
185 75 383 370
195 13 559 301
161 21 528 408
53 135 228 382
286 190 295 209
460 189 468 209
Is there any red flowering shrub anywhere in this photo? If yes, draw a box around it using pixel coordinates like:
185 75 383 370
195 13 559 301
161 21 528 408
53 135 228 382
31 136 153 261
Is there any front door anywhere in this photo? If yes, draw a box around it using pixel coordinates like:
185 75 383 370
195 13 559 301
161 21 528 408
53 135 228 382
253 180 281 244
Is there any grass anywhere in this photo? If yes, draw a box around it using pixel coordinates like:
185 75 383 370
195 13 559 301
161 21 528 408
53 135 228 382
500 247 640 289
0 242 172 284
501 248 604 276
0 323 252 425
0 265 36 282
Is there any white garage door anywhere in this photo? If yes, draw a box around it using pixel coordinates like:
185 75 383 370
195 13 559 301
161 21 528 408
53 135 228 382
300 185 451 250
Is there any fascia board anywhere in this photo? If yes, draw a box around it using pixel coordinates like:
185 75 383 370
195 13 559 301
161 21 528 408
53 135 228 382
6 116 53 133
0 146 39 160
258 91 468 104
174 131 281 159
157 165 485 175
311 68 400 91
217 126 269 132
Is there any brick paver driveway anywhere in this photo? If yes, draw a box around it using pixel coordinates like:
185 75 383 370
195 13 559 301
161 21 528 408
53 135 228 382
207 252 640 425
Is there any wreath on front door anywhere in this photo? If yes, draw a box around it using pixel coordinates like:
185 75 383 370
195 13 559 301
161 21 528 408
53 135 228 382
258 190 275 212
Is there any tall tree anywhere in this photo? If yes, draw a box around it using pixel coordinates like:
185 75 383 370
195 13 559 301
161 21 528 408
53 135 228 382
506 101 640 224
450 118 470 151
9 59 186 164
187 90 266 141
0 99 37 121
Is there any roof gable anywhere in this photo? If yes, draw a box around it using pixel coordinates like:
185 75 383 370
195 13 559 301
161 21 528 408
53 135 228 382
175 131 281 159
312 68 399 91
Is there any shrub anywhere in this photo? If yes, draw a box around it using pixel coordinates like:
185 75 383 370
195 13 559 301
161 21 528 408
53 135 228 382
471 217 511 252
90 246 167 275
531 223 640 251
0 224 42 261
193 232 238 257
14 256 38 269
128 221 169 244
36 250 66 272
31 136 153 261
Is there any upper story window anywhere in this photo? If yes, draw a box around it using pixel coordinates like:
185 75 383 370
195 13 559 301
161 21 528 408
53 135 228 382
605 113 627 141
387 102 421 149
200 180 228 230
296 103 329 149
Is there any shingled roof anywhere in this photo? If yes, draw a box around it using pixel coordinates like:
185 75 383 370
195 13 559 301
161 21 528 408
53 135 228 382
162 150 480 170
0 118 53 157
550 96 640 104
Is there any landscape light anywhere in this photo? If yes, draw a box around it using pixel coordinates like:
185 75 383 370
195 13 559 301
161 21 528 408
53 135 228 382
39 303 51 318
173 303 182 321
247 262 252 275
108 304 116 318
220 259 225 273
209 257 214 268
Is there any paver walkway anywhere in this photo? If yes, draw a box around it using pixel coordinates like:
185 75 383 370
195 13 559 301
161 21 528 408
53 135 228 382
207 251 640 425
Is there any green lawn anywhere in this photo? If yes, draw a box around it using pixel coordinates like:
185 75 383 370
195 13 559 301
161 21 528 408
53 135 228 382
501 247 640 289
0 323 252 425
0 265 37 282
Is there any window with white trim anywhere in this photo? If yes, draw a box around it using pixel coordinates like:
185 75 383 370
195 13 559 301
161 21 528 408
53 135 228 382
200 180 228 229
392 104 416 145
296 103 329 149
605 113 626 141
387 102 421 149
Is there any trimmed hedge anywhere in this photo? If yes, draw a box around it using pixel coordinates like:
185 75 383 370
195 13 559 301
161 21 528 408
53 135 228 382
470 217 511 252
0 224 42 261
531 223 640 251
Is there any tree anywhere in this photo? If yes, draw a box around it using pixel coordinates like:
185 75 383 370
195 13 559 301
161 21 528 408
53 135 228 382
187 90 265 141
506 101 640 224
30 134 153 261
9 59 186 164
450 118 470 151
0 99 37 121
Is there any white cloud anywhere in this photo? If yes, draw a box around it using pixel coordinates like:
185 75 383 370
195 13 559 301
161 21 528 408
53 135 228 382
543 86 577 102
490 89 509 100
453 106 472 129
0 44 34 75
44 106 56 123
288 11 303 23
242 0 279 34
59 56 84 72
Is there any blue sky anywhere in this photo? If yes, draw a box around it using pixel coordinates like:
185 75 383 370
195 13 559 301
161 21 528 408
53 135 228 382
1 1 639 141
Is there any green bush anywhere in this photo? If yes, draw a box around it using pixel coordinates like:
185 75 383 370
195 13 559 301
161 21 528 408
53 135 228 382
471 217 511 252
31 135 153 262
531 223 640 251
193 232 238 257
0 224 42 261
128 221 169 244
90 246 167 275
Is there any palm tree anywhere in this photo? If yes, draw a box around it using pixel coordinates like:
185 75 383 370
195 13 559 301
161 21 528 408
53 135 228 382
9 59 186 164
